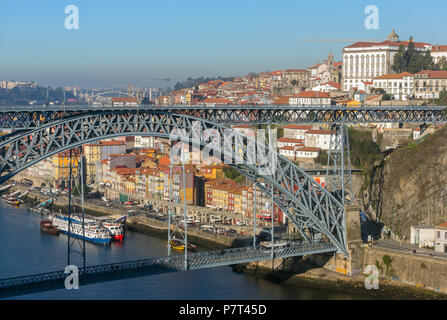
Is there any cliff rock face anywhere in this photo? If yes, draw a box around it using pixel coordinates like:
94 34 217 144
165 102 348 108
380 125 447 237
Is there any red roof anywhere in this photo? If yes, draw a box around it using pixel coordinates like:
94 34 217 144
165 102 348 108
279 146 295 151
204 98 232 104
306 130 332 135
345 40 430 49
321 81 341 90
417 70 447 79
100 140 125 146
297 147 320 152
285 69 308 73
299 91 330 98
284 124 312 130
375 72 413 79
278 137 304 143
432 45 447 53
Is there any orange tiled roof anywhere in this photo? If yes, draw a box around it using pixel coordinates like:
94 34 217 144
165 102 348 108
345 40 430 49
299 91 330 98
417 70 447 79
432 45 447 52
375 72 413 79
306 129 332 135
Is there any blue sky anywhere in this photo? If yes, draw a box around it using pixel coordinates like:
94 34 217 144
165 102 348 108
0 0 446 88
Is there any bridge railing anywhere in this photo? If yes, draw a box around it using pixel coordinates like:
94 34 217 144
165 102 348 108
0 241 337 291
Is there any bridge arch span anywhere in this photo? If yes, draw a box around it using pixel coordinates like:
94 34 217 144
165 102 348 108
0 111 347 255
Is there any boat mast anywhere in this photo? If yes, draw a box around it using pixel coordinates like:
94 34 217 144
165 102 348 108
80 146 86 272
67 149 72 266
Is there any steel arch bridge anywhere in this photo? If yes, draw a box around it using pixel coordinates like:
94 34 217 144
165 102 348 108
2 104 445 297
0 105 446 130
91 90 133 98
0 111 347 255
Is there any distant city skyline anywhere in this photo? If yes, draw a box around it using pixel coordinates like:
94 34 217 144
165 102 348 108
1 0 446 88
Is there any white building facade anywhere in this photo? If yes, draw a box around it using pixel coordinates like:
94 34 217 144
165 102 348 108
435 223 447 253
304 130 332 151
372 72 414 100
342 30 431 91
410 226 435 248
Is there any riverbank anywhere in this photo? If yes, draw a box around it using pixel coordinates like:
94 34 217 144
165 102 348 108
8 185 447 300
233 260 447 300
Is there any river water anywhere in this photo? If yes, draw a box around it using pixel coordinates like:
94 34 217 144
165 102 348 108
0 202 368 300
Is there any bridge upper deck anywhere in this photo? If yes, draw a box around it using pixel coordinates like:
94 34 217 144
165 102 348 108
0 104 445 129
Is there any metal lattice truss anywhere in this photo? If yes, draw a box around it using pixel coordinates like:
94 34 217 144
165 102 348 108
0 111 348 255
0 241 335 298
326 125 353 202
0 105 446 129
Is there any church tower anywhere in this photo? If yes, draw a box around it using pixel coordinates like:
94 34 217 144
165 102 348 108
387 29 399 42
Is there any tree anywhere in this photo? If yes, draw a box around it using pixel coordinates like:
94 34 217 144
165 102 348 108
436 88 447 106
391 39 435 74
437 57 447 71
382 93 392 100
392 45 407 73
72 184 91 197
315 150 329 166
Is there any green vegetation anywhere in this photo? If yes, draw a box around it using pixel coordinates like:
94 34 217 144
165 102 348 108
316 129 381 189
222 166 246 185
391 39 435 74
376 255 396 278
223 166 241 180
435 89 447 106
438 57 447 71
72 184 91 197
348 128 382 172
370 88 391 100
315 150 329 166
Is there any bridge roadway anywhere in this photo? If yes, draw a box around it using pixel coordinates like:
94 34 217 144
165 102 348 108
0 241 336 298
0 105 445 129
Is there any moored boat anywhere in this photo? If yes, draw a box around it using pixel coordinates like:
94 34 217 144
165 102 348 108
50 214 111 245
169 239 197 251
40 220 60 235
93 216 125 241
37 198 55 208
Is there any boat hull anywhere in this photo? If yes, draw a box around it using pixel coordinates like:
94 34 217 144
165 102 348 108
112 234 124 241
59 229 111 245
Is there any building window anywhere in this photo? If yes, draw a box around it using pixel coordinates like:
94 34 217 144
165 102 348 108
438 231 441 239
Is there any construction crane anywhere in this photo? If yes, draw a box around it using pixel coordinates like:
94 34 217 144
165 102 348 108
114 83 137 97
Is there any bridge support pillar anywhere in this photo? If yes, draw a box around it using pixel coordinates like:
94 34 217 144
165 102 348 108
308 204 363 276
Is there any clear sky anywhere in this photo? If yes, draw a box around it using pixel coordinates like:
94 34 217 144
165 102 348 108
1 0 446 88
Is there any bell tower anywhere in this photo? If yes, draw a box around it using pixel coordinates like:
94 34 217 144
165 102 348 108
387 29 399 42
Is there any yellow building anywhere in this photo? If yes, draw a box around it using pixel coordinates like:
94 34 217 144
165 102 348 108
233 189 243 214
51 150 80 187
346 100 362 107
213 186 229 211
84 143 101 184
200 164 225 180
